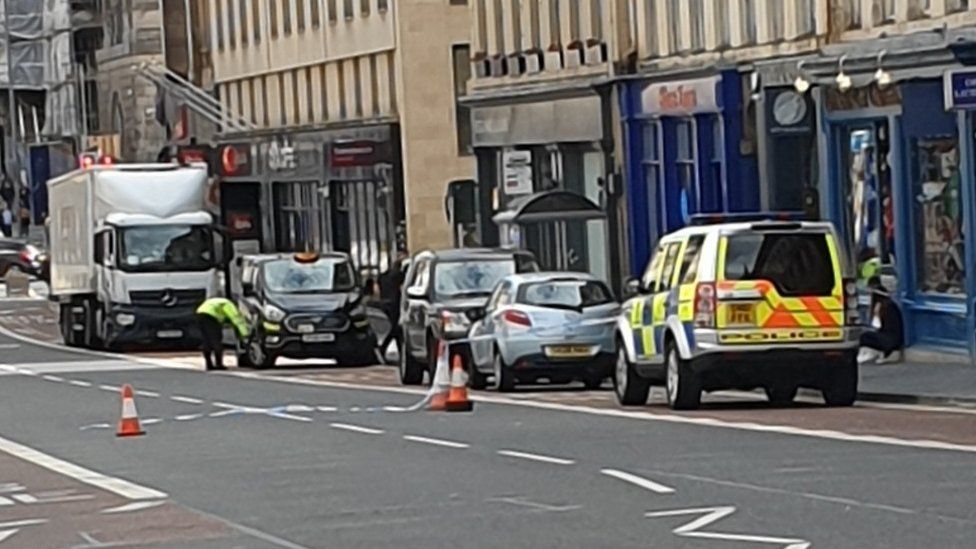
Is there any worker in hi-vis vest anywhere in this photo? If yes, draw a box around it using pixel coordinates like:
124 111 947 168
195 298 249 371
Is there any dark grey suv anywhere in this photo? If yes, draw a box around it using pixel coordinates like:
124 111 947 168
398 248 539 385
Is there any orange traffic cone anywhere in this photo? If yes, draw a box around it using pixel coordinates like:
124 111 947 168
445 354 474 412
117 384 145 437
428 341 451 411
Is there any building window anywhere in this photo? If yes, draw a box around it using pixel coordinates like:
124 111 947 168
379 0 389 11
709 116 725 211
282 0 292 34
493 0 505 53
676 119 698 219
590 0 602 40
344 0 354 20
569 0 582 41
273 182 324 252
795 0 814 36
328 0 337 23
667 0 680 52
714 0 730 47
452 45 473 155
252 0 261 41
642 121 664 237
846 0 862 28
216 0 225 50
296 0 306 32
549 0 561 46
947 0 969 13
270 0 279 38
239 0 248 45
311 0 321 27
875 0 896 24
766 0 783 41
529 0 541 49
914 136 964 295
739 0 756 44
227 0 237 48
644 0 659 56
689 0 704 50
361 0 370 16
510 0 523 52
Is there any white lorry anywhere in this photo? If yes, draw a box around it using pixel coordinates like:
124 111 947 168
48 163 223 348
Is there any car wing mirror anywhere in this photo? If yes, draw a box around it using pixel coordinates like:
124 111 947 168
406 286 426 299
623 277 641 298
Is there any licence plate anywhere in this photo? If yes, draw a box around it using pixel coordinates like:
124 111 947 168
727 304 756 326
545 345 592 358
302 333 335 343
157 330 183 339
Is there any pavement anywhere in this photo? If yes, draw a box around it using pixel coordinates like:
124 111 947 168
0 298 975 547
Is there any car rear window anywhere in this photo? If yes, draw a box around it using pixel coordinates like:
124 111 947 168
723 233 835 296
518 280 614 310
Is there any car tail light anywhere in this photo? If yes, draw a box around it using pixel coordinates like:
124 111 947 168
503 309 532 328
843 278 859 326
19 250 30 263
694 283 716 328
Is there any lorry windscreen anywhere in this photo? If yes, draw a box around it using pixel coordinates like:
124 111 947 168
118 225 214 272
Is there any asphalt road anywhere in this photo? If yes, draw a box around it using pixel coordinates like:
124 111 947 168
1 300 975 547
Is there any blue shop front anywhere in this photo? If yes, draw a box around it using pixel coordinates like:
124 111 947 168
620 70 760 275
813 69 976 354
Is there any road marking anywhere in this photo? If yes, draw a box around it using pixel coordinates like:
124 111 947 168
68 379 92 387
645 506 810 548
316 406 338 412
141 418 163 426
101 500 168 514
0 435 167 500
0 519 47 529
80 423 112 431
170 395 203 404
212 402 312 422
99 384 120 392
601 468 676 495
11 492 95 504
489 496 581 513
42 375 64 383
403 435 470 449
497 449 576 466
175 413 204 421
329 423 384 435
136 390 160 398
0 344 19 349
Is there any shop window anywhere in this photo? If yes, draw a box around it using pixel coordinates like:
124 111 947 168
676 119 698 222
914 137 964 295
947 0 968 14
452 45 473 155
709 116 726 212
642 121 664 239
273 182 324 252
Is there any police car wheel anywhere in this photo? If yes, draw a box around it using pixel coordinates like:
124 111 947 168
823 355 858 407
614 343 650 406
665 342 700 411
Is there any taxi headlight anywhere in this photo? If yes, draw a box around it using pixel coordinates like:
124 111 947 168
263 303 287 322
349 303 367 319
441 311 470 334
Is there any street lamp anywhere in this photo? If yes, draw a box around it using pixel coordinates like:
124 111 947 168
874 51 892 88
835 55 852 92
793 61 811 94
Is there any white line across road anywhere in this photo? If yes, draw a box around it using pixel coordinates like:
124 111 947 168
403 435 470 449
329 423 384 435
41 375 64 383
170 395 204 405
68 380 92 388
601 468 676 495
0 435 167 500
99 384 120 392
136 390 160 398
497 449 576 466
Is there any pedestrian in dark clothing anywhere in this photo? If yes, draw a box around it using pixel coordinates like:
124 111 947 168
0 203 12 237
859 276 904 364
377 253 408 362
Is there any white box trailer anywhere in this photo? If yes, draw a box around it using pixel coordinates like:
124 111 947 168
48 163 222 348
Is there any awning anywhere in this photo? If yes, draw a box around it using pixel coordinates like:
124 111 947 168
493 191 605 225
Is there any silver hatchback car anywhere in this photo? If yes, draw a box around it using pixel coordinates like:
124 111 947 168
467 272 619 391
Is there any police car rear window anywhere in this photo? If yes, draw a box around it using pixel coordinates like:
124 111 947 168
723 233 835 296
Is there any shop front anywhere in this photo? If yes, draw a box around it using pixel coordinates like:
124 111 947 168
469 91 617 284
620 70 759 275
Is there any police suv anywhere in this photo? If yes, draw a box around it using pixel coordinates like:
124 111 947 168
614 215 861 410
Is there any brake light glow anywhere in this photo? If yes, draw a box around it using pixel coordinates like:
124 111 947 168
843 278 859 326
694 283 716 328
503 310 533 328
19 250 30 263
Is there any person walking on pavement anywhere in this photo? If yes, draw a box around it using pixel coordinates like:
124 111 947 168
377 251 408 363
0 203 12 237
195 297 250 371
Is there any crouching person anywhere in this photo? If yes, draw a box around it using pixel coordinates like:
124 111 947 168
196 298 250 371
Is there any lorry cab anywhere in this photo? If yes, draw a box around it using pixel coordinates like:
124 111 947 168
233 252 377 369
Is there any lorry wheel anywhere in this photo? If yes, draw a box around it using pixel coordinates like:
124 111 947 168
59 304 75 346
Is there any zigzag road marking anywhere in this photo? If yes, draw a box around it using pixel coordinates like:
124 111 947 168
645 506 810 548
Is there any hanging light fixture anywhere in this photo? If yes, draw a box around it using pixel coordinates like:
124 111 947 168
874 50 892 88
794 60 811 94
835 54 852 92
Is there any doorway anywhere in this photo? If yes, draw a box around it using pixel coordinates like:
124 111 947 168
328 179 395 278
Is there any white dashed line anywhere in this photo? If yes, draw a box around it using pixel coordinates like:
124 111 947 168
316 406 338 412
68 380 92 388
329 423 384 435
141 418 163 426
99 384 120 392
497 450 576 466
175 414 204 421
0 435 167 500
42 375 64 383
136 390 159 398
170 395 203 404
403 435 470 449
101 500 167 514
601 468 676 495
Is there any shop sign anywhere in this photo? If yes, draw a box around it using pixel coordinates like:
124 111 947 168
267 138 297 172
642 76 720 116
944 69 976 110
766 89 814 136
502 150 533 196
176 145 212 167
219 143 253 176
330 139 392 167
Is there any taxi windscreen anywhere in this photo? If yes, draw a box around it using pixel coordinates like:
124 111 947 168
722 233 835 296
263 259 356 294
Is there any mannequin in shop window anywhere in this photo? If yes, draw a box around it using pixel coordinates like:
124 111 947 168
858 276 904 365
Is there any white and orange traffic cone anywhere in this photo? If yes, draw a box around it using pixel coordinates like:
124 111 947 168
445 354 474 412
117 384 145 437
428 341 451 411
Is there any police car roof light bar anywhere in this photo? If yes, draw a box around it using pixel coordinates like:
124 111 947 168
688 211 809 226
